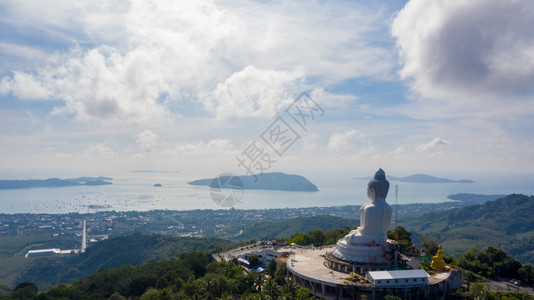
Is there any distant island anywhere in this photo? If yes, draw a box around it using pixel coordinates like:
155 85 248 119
447 193 506 204
153 183 162 187
0 176 113 189
188 172 318 192
354 173 474 183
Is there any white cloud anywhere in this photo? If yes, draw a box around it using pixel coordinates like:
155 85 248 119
82 144 118 159
388 146 406 158
0 0 396 122
168 138 236 156
301 134 319 154
26 110 39 124
392 0 534 103
204 65 304 119
0 42 47 59
327 129 363 152
309 88 358 107
1 71 52 100
134 130 159 152
416 137 451 153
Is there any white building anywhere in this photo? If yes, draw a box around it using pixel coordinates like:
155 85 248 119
26 248 61 257
242 249 283 267
366 270 429 287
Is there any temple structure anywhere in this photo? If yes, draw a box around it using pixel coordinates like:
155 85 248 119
286 168 464 299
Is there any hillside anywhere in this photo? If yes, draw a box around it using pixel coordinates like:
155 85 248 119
1 248 307 299
16 234 233 289
188 172 319 192
403 194 534 263
446 193 506 204
354 174 474 183
234 215 356 241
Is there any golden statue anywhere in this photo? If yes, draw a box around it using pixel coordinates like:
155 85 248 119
431 245 446 270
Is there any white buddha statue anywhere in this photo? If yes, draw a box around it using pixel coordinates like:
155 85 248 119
333 168 393 263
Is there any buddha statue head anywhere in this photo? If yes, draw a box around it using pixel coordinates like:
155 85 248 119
367 168 389 200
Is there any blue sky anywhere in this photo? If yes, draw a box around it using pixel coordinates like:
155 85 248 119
1 0 534 178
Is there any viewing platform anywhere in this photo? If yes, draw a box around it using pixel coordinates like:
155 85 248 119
286 246 463 300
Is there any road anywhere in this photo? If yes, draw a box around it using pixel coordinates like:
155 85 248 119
483 279 534 295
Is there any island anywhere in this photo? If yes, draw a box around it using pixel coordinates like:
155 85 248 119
447 193 506 204
188 172 318 192
0 177 113 189
153 183 162 187
354 173 474 183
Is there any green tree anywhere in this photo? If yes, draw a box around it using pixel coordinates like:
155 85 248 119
109 292 126 300
296 287 311 299
249 255 260 268
387 226 415 255
266 259 277 277
518 263 534 284
45 284 83 299
282 278 298 299
274 263 287 285
387 226 411 242
420 235 439 257
140 288 161 300
288 233 311 246
324 228 350 245
264 278 279 299
468 282 488 299
11 282 38 300
308 229 326 246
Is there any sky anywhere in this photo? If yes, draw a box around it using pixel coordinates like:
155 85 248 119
1 0 534 178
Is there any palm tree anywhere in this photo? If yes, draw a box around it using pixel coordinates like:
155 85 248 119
282 278 298 299
264 278 279 299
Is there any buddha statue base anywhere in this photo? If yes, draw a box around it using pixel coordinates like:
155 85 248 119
333 239 389 264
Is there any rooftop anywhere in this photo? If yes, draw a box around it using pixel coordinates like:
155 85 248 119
367 270 429 280
27 248 60 254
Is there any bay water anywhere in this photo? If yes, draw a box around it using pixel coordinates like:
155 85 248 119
0 170 533 214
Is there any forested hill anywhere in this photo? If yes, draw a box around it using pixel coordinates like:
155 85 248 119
233 215 356 241
17 234 233 290
188 172 319 192
404 194 534 263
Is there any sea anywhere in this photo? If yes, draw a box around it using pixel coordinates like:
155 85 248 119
0 170 533 214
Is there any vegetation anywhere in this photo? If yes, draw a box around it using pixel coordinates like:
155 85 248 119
387 226 417 256
447 193 506 204
16 234 232 290
0 284 10 297
456 283 534 300
1 251 313 300
1 226 533 299
236 215 355 241
404 194 534 263
188 172 319 192
453 247 534 284
287 227 350 246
